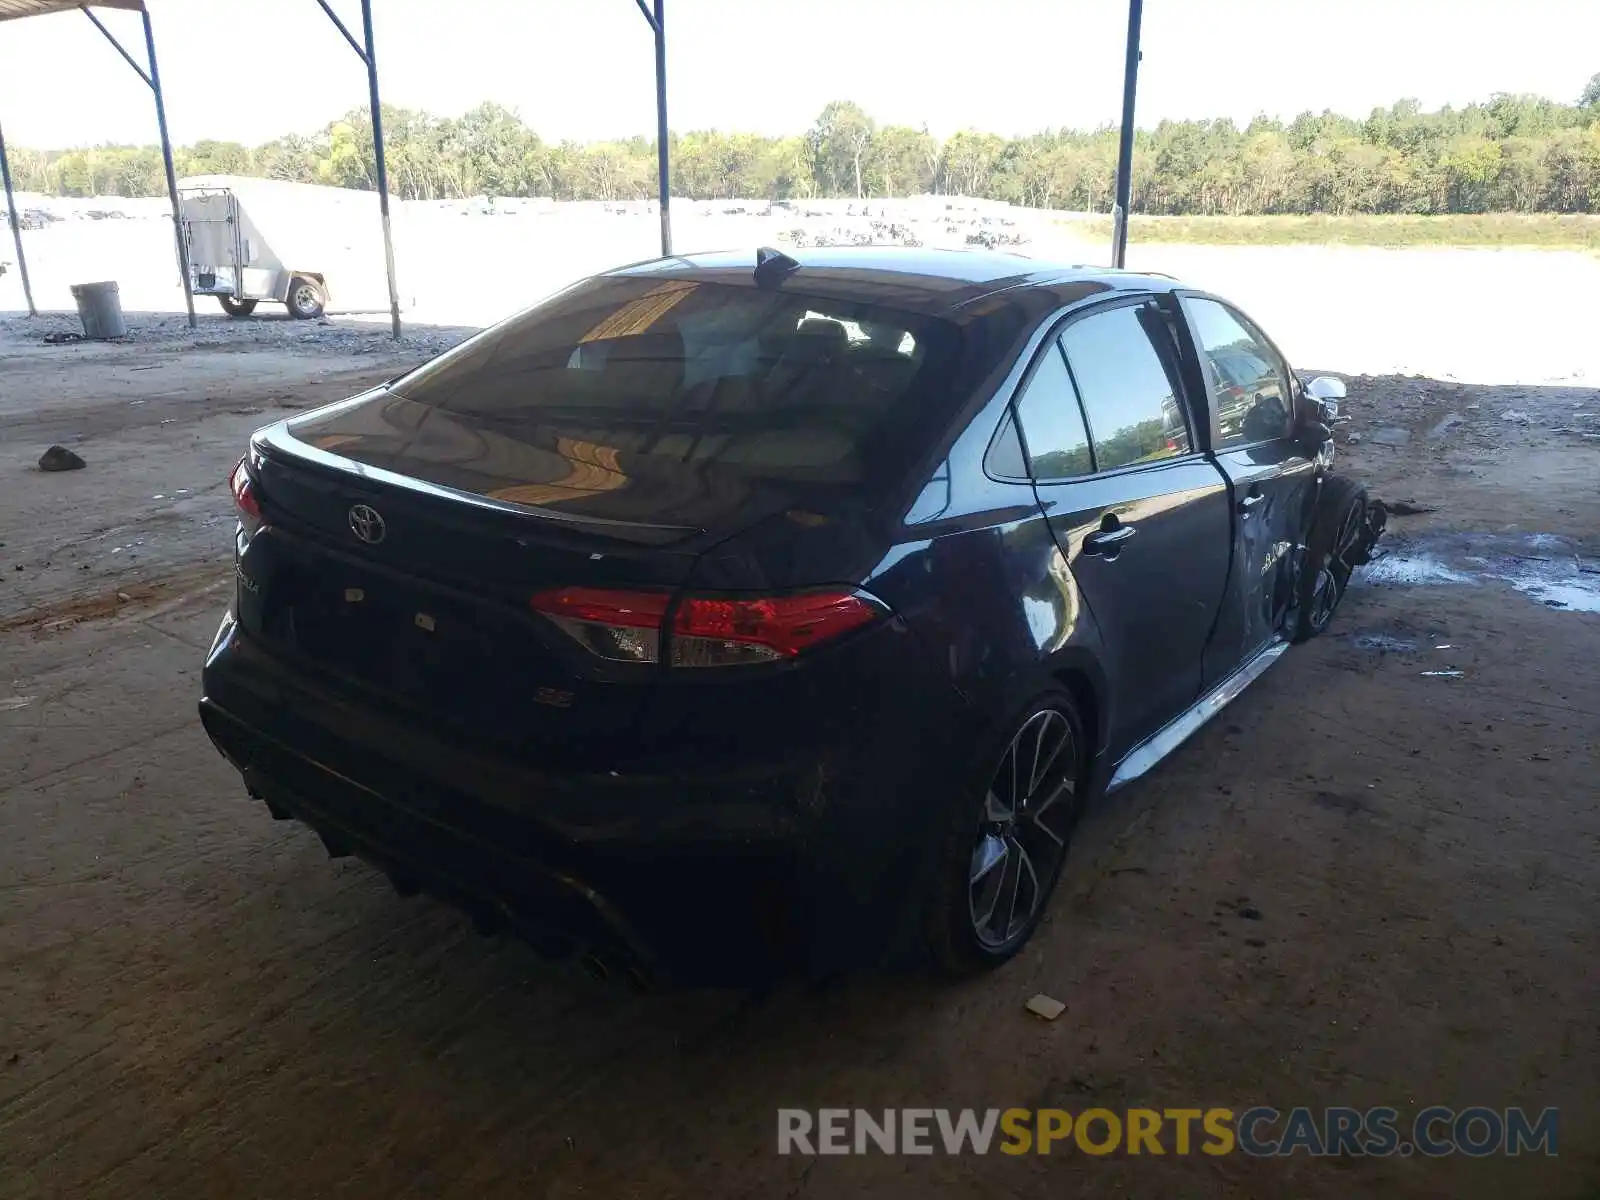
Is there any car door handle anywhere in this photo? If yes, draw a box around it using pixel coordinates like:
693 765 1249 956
1083 525 1137 555
1238 492 1266 514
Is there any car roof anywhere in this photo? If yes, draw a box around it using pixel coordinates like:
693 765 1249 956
606 246 1180 317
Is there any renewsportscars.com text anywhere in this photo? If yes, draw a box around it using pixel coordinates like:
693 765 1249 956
777 1106 1559 1157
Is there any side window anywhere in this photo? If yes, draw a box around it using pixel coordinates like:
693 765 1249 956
1058 304 1192 471
985 408 1029 479
1185 298 1292 447
1012 342 1093 480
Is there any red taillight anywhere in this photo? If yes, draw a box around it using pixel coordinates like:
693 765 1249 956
229 456 261 528
672 593 880 665
530 586 671 663
528 587 882 667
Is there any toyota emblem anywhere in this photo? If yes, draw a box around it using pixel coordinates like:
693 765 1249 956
348 503 386 545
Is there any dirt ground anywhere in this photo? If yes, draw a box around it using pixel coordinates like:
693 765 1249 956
1 310 1598 1199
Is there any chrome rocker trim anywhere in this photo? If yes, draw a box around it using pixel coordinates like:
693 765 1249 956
1106 638 1288 793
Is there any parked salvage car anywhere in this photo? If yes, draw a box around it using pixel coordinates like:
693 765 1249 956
199 247 1383 985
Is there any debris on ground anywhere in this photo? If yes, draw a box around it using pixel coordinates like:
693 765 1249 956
37 445 86 472
1501 409 1531 423
41 331 85 345
1421 670 1465 678
1025 995 1067 1021
1383 499 1437 516
1369 427 1412 446
1238 905 1264 921
1353 633 1417 653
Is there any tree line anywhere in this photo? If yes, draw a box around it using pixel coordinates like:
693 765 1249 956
8 78 1600 215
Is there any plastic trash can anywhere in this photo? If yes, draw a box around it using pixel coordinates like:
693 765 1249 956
69 281 127 340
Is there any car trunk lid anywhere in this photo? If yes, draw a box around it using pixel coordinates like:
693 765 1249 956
240 426 706 762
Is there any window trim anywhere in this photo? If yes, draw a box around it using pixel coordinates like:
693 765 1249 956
1176 291 1298 453
982 405 1034 483
994 336 1097 482
984 289 1213 487
1036 295 1204 483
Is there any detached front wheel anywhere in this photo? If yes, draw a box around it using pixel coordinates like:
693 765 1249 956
922 692 1086 973
218 296 257 317
1293 476 1379 641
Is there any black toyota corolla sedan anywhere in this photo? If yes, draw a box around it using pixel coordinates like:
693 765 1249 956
200 247 1383 985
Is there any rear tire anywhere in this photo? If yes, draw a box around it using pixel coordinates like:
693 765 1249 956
1293 475 1370 642
218 296 257 317
921 690 1088 974
285 275 326 320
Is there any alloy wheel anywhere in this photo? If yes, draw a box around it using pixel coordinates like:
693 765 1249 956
1308 502 1366 632
968 708 1078 950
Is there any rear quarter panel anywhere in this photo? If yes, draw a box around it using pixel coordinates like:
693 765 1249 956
865 347 1119 772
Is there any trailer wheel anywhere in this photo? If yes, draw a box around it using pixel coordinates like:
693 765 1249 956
285 275 326 320
218 296 257 317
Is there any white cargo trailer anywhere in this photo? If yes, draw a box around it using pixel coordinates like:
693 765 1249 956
179 175 402 319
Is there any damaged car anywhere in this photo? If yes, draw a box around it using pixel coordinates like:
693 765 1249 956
199 247 1384 985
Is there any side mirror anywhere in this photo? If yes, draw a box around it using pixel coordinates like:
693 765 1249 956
1304 375 1346 422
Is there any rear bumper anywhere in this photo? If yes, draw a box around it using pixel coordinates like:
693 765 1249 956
200 611 967 982
199 698 669 982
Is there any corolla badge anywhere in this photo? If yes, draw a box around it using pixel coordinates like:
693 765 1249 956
348 503 387 545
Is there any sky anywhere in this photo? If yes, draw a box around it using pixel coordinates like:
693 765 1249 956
0 0 1595 149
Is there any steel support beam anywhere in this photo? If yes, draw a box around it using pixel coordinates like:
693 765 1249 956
0 117 38 316
143 7 195 327
314 0 366 60
635 0 671 256
311 0 401 338
1110 0 1143 268
84 4 196 327
360 0 402 338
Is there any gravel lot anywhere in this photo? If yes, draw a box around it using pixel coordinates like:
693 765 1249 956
1 227 1597 1198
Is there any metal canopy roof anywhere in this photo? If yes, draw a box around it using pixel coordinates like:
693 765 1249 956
3 2 1146 334
0 0 191 326
0 0 142 22
0 0 672 340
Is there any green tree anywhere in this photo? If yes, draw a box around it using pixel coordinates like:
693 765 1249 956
940 130 1005 196
178 140 251 177
868 125 936 196
11 87 1600 214
1580 71 1600 110
808 100 875 198
253 135 318 183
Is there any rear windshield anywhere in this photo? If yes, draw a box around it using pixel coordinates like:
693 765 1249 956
374 276 969 489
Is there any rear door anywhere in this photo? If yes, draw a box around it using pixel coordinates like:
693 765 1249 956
1178 295 1317 685
1017 298 1233 752
180 190 242 295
